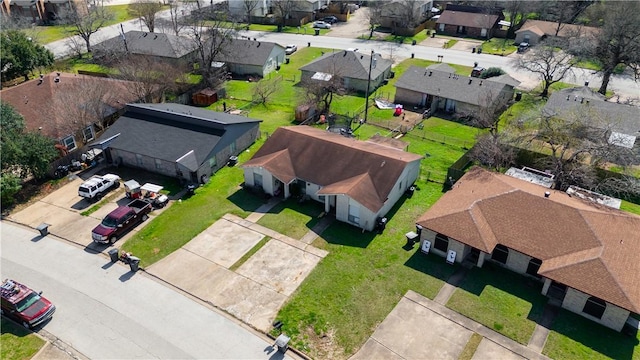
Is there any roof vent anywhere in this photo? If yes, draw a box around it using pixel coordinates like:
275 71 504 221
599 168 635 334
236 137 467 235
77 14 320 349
380 160 386 167
429 70 432 76
468 78 472 85
585 81 589 86
54 76 60 83
343 50 347 56
566 95 570 101
360 55 363 59
154 35 158 39
544 191 550 198
580 97 584 103
257 42 261 47
143 33 148 37
479 80 483 86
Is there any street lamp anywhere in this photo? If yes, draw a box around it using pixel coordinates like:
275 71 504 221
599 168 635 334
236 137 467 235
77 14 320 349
363 50 377 124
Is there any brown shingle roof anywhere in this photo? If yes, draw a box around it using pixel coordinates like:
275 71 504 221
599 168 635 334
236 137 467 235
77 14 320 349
0 72 140 139
515 20 600 38
416 167 640 312
243 126 422 212
436 10 499 29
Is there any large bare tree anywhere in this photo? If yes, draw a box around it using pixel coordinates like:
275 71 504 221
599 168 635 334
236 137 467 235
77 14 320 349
363 2 382 39
60 0 113 53
241 0 259 26
129 0 164 33
513 40 575 97
114 55 188 102
271 0 300 30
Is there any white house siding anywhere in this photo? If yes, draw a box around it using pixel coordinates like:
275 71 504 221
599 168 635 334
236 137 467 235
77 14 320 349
228 63 264 77
561 288 630 331
228 0 269 19
335 194 350 224
244 167 276 194
377 160 421 216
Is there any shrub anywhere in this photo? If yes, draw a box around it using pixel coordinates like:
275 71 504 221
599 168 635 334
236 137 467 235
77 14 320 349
479 67 506 79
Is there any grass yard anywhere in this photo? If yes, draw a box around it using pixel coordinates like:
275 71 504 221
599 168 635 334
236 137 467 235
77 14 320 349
480 38 517 56
24 5 140 44
257 198 324 239
274 180 459 359
544 309 640 360
1 318 45 360
382 30 429 44
621 200 640 216
446 265 547 345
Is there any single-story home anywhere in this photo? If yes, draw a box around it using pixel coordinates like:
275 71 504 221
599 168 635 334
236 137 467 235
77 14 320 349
0 72 141 156
394 63 520 114
436 5 503 38
542 86 640 149
242 126 423 231
378 0 432 28
93 103 261 184
416 167 640 331
228 0 270 21
515 20 600 46
92 30 198 66
213 39 286 77
0 0 78 24
299 49 393 93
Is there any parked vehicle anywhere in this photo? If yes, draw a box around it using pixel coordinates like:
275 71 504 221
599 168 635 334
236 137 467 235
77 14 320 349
91 199 152 244
517 42 530 53
313 21 331 29
1 279 56 329
471 66 486 78
78 174 121 202
285 44 297 55
322 16 338 24
124 180 169 208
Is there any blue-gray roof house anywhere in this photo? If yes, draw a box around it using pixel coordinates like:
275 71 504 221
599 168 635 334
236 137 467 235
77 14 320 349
94 103 261 184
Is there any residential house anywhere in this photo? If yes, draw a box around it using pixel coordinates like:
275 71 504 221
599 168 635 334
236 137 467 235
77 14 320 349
515 19 600 45
228 0 270 22
416 167 640 331
543 86 640 149
0 72 141 156
92 31 198 66
436 5 504 38
92 103 261 184
242 126 423 231
393 63 519 114
214 39 285 77
299 49 393 93
378 0 432 29
1 0 79 24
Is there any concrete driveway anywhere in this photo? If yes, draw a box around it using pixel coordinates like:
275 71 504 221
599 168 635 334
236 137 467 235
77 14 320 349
147 215 327 332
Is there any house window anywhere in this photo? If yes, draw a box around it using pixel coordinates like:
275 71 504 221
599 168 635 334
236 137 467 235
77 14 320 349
253 173 263 187
480 28 487 37
83 125 95 142
524 34 531 43
230 141 237 153
62 136 76 151
348 203 359 224
583 296 606 319
155 159 162 170
209 157 217 169
136 154 143 166
318 195 325 201
439 23 445 31
526 258 542 277
492 244 509 264
434 233 449 252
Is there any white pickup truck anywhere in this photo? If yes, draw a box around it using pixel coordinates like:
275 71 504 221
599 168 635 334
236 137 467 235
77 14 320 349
78 174 121 201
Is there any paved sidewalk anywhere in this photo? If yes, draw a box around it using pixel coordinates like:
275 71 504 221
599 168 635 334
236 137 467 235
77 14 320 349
433 266 469 305
528 303 560 352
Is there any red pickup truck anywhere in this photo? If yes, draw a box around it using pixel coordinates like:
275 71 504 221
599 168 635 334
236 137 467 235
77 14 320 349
92 199 152 244
1 279 56 329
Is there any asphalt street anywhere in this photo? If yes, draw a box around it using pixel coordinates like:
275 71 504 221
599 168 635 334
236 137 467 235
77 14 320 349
1 221 292 360
43 12 640 99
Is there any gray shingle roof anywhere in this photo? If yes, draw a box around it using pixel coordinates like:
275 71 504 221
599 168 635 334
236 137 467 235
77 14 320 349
436 10 499 29
214 39 285 66
299 50 392 81
543 87 640 145
93 31 197 59
395 65 519 106
98 103 261 166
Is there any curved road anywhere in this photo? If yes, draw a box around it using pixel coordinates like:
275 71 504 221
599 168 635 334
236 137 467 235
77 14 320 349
1 221 291 360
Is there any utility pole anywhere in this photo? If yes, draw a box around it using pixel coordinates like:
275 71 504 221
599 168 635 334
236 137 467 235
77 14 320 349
363 50 376 123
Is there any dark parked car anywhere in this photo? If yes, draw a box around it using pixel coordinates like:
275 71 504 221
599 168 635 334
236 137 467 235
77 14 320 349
517 42 530 53
91 199 152 244
1 279 56 329
322 16 338 24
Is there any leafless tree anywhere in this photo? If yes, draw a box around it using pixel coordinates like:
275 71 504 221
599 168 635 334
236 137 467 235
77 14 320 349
242 0 259 26
114 55 188 102
363 2 382 39
500 0 539 39
300 59 348 114
513 40 575 97
129 0 164 32
271 0 300 30
596 175 640 202
252 76 281 105
60 0 114 53
576 1 640 95
158 1 191 36
391 0 427 28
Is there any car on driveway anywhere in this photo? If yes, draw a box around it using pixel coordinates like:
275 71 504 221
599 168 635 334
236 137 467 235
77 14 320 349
285 44 297 55
1 279 56 329
313 21 331 29
517 42 530 53
322 16 338 24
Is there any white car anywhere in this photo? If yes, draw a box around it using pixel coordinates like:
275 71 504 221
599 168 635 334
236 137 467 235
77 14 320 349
285 44 297 55
313 21 331 29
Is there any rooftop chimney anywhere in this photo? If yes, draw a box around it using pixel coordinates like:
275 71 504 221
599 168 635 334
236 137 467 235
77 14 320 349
584 81 589 86
544 191 550 198
580 97 584 103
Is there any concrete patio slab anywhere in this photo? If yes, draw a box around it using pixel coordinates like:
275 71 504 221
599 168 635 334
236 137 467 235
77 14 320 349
183 219 264 268
472 338 526 360
369 296 473 360
236 239 322 296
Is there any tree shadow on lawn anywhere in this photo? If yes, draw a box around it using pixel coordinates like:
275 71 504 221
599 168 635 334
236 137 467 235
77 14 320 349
548 308 639 360
404 249 460 283
456 263 547 324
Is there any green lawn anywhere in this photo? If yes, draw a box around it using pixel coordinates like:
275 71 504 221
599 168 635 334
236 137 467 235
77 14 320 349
257 198 323 239
544 309 640 360
25 5 140 44
1 318 45 360
480 38 517 56
621 200 640 216
275 181 458 358
446 265 547 345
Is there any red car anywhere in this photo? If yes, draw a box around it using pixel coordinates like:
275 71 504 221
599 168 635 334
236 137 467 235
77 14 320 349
1 279 56 329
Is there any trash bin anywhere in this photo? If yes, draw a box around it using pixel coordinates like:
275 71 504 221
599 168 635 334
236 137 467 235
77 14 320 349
108 249 119 263
412 40 417 45
477 47 482 54
314 29 320 36
376 217 387 232
128 256 140 272
472 47 476 53
228 156 239 166
285 58 290 64
405 185 416 198
36 223 49 237
275 334 290 353
431 32 435 38
515 92 522 101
